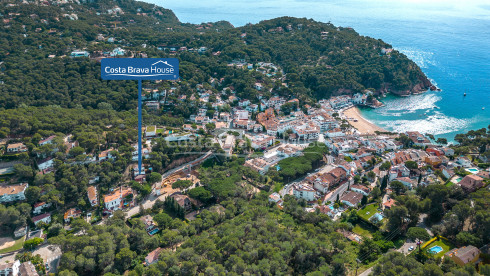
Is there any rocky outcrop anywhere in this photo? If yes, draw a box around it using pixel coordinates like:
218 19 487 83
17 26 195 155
386 75 432 96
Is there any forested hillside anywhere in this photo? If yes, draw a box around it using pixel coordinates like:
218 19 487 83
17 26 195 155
0 0 430 113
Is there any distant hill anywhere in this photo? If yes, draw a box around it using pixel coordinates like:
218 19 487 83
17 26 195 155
0 0 430 110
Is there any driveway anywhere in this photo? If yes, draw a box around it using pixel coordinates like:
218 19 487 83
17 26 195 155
125 192 169 218
32 244 62 274
325 179 351 203
397 241 417 255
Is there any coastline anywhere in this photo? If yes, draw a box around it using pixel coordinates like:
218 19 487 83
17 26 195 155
341 106 388 135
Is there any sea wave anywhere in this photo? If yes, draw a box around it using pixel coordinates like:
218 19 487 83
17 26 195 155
376 93 442 115
377 112 472 135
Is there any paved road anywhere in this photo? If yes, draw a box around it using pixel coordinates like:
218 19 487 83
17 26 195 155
325 179 352 202
158 150 213 186
416 213 434 236
359 267 373 276
125 193 169 218
397 241 417 255
125 151 213 219
33 244 62 274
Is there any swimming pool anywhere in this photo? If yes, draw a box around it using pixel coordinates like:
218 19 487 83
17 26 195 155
371 212 384 222
466 168 479 174
148 228 160 235
428 245 443 254
452 176 463 183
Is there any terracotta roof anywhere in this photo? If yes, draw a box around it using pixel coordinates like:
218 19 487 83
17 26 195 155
7 143 25 149
0 182 27 196
33 201 46 208
329 167 347 178
341 191 363 205
87 186 97 203
32 212 51 222
446 246 480 264
19 261 39 276
146 247 163 264
64 208 81 220
383 199 396 208
351 184 370 193
104 187 132 203
459 175 484 192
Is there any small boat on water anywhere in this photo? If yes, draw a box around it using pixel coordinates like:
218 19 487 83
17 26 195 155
464 92 467 96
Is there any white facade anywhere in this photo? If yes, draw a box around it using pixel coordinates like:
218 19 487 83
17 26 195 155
235 110 249 120
0 260 20 276
38 158 54 170
33 202 51 215
456 157 472 168
33 213 51 225
0 183 28 203
293 183 316 201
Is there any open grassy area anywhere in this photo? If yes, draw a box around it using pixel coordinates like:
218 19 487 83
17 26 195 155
424 239 454 258
352 224 373 239
357 204 379 221
146 125 156 132
0 236 25 254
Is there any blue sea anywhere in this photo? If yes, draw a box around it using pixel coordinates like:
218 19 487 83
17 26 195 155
146 0 490 140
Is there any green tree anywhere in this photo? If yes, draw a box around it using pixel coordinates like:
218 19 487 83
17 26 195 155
436 138 448 145
390 181 407 195
404 160 418 171
172 180 193 191
25 186 41 204
407 227 430 241
115 248 136 272
23 237 44 250
14 163 34 180
148 172 162 184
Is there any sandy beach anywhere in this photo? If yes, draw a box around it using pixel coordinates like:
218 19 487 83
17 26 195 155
342 107 387 134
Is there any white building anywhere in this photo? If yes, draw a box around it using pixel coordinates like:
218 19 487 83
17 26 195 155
0 183 28 203
293 183 316 201
32 212 51 225
6 143 28 153
350 185 370 196
0 260 20 276
33 202 51 215
456 156 472 168
249 134 275 149
145 125 157 137
352 93 367 105
104 187 134 211
37 158 54 170
234 110 249 121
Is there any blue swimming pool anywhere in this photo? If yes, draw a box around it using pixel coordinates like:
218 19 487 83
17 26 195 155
148 228 159 235
428 245 443 254
371 212 384 221
466 168 479 174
